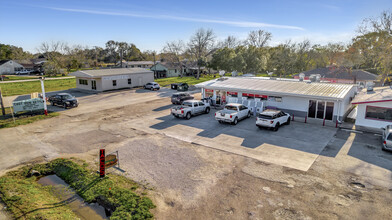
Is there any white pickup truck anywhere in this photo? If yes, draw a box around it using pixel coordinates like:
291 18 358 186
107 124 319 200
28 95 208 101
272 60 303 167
215 103 251 125
171 100 210 119
256 109 291 131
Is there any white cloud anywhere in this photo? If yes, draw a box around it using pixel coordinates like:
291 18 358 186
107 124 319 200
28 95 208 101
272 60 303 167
270 32 354 46
46 7 305 31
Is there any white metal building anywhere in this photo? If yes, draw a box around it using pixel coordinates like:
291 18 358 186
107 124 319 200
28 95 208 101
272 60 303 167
70 68 154 92
351 87 392 130
196 77 357 123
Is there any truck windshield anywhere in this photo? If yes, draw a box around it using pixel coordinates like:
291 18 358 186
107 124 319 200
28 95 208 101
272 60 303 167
182 102 193 107
225 106 238 111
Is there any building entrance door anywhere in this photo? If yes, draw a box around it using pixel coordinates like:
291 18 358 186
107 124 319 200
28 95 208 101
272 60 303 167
91 80 97 90
308 100 334 120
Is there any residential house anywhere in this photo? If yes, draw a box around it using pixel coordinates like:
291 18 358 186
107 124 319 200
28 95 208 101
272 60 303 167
117 61 155 69
294 66 378 84
0 60 24 74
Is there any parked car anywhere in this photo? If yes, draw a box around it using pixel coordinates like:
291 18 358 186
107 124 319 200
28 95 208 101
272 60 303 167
171 92 194 105
256 109 291 131
177 83 189 91
215 103 251 125
48 93 78 108
144 82 160 90
171 100 210 119
15 69 32 75
382 125 392 151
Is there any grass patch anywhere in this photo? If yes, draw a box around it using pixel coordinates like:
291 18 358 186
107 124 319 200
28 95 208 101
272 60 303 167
0 159 155 220
0 111 59 129
0 169 79 219
155 75 217 87
0 78 76 97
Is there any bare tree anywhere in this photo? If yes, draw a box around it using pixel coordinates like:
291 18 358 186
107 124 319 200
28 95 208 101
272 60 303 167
246 30 272 48
163 40 186 77
358 10 392 35
218 35 240 49
188 28 215 79
37 41 66 75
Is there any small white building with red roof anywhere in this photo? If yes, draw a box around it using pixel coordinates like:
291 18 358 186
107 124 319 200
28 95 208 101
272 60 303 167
352 86 392 130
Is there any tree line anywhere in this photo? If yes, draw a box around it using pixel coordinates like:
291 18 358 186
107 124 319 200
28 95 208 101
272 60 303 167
1 10 392 79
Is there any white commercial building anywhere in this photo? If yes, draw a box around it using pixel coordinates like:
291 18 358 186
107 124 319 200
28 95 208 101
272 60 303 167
351 86 392 130
196 77 357 123
70 68 154 92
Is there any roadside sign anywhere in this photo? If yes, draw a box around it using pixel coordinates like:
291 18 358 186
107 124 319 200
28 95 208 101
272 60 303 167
13 98 44 114
105 154 118 168
100 149 105 177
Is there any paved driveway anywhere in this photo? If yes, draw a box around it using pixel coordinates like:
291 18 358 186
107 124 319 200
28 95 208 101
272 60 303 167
128 108 338 171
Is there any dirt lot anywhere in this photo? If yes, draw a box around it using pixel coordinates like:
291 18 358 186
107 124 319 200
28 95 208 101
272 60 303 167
0 88 391 219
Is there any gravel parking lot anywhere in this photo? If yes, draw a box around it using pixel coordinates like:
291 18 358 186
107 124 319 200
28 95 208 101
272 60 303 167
0 88 391 219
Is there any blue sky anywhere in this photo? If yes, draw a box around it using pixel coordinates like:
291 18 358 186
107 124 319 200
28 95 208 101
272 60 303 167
1 0 391 53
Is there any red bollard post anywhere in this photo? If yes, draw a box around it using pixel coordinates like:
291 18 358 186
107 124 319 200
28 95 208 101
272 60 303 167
292 114 294 121
305 116 307 123
323 118 325 126
336 120 338 128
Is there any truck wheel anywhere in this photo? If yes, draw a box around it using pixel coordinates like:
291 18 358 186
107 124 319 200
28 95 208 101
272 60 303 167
186 112 191 120
286 118 291 125
274 123 280 131
205 107 210 114
233 117 238 125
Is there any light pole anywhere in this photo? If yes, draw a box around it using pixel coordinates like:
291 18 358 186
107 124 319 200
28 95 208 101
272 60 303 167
39 77 48 116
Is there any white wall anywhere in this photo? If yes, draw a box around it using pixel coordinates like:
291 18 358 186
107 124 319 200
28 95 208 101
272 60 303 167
76 78 103 91
101 72 154 91
0 61 24 74
355 101 392 129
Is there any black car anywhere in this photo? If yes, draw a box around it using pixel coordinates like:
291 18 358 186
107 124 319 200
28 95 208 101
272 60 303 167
48 93 78 108
171 92 194 105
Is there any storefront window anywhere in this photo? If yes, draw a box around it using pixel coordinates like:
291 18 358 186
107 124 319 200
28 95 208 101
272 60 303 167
366 106 392 121
227 92 238 97
205 89 214 98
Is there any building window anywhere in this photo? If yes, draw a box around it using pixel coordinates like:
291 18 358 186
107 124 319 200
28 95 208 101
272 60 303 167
175 69 177 73
131 65 134 68
112 80 117 86
79 79 88 85
365 106 392 121
128 79 132 84
138 65 141 67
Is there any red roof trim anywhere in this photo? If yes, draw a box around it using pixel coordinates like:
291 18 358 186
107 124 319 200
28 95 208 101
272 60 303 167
352 99 392 105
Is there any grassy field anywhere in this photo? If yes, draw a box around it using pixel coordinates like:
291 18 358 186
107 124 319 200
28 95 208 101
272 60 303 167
0 78 76 97
0 111 59 129
0 158 155 219
155 75 217 86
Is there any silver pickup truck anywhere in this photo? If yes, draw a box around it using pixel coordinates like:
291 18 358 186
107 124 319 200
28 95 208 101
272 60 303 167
171 100 211 119
215 103 251 125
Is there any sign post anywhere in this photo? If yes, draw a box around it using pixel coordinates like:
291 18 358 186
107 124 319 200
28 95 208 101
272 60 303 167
100 149 105 178
0 87 5 116
39 77 48 116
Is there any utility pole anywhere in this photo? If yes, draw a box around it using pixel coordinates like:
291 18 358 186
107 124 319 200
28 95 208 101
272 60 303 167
0 87 5 116
120 49 123 68
40 77 48 116
153 51 157 79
